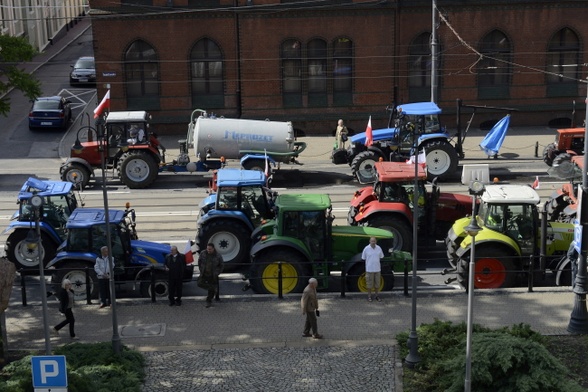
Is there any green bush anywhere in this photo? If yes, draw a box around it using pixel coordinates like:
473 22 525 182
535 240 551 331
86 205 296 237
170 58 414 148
0 343 144 392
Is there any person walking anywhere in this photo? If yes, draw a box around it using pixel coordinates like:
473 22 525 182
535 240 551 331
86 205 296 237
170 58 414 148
362 237 384 302
94 246 112 308
165 245 186 306
301 277 322 339
53 279 77 339
335 119 349 150
198 243 223 308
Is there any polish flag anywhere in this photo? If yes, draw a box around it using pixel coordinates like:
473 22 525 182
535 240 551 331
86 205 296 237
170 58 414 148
364 116 373 147
183 240 194 264
264 149 269 177
93 90 110 119
532 176 540 190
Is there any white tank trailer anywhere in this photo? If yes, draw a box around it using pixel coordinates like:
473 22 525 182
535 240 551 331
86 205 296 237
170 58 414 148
187 110 306 169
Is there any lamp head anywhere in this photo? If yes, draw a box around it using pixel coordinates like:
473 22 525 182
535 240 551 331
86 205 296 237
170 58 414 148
24 228 39 249
469 180 485 196
465 215 482 237
72 138 84 154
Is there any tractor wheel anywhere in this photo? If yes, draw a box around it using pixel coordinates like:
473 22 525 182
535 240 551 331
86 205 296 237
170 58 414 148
198 220 251 271
346 263 394 293
422 140 459 181
140 274 169 298
351 150 380 184
52 262 98 301
472 248 516 289
6 230 57 270
118 151 158 189
242 159 265 172
61 163 91 189
249 249 309 294
366 216 412 252
542 143 558 166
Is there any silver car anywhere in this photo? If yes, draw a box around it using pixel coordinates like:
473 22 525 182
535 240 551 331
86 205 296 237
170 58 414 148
69 56 96 86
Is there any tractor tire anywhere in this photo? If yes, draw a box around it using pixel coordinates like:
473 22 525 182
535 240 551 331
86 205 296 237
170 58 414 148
470 248 516 289
346 263 394 293
249 249 309 294
61 163 91 189
422 140 459 181
551 153 580 181
140 274 169 298
52 262 98 301
542 143 558 167
118 151 158 189
242 159 265 172
6 230 57 270
366 216 412 252
351 150 380 184
198 220 251 271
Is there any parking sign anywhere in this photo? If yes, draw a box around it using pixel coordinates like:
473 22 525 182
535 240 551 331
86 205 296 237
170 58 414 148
31 355 67 391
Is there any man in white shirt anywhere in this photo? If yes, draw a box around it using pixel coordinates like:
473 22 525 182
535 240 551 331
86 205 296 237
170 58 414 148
94 246 113 308
361 237 384 302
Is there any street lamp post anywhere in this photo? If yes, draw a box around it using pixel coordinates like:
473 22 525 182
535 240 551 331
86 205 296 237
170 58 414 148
464 181 484 392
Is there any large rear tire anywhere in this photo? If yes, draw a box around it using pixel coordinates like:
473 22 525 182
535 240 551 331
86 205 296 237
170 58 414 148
198 220 251 271
472 248 516 289
542 142 558 166
118 151 159 189
366 216 412 252
346 263 394 292
6 230 57 270
422 140 459 181
52 262 98 301
249 249 309 294
351 150 380 184
61 163 91 189
140 274 170 298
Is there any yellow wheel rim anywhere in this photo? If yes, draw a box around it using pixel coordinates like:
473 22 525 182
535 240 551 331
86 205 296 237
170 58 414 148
261 262 299 294
356 272 385 293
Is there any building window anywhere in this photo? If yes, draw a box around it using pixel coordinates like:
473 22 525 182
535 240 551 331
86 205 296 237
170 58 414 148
408 32 436 102
191 38 224 109
282 39 302 108
477 30 511 99
308 39 327 107
124 40 160 110
546 28 579 97
332 37 352 106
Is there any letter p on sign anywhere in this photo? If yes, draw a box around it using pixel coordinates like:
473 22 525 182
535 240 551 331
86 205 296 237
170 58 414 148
40 360 59 383
31 355 68 390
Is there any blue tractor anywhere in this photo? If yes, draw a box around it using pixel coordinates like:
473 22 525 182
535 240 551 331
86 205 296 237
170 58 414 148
47 207 193 300
196 168 277 271
3 178 81 270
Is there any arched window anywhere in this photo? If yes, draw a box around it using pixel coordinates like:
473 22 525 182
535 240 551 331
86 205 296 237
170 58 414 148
190 38 224 108
332 37 352 105
282 39 302 107
124 40 159 109
308 38 327 107
408 32 436 102
477 30 511 99
547 28 580 97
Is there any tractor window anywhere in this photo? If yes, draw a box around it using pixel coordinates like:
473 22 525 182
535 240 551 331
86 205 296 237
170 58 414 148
43 196 70 228
68 229 89 252
242 186 267 225
217 187 238 210
484 204 506 232
382 183 409 203
108 125 126 149
300 210 325 257
92 224 125 263
505 204 535 245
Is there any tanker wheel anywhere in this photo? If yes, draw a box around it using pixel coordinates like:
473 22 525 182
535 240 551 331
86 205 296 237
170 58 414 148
423 140 459 181
242 159 265 172
140 274 169 298
198 220 251 271
351 150 379 184
61 163 91 189
346 263 394 293
542 143 558 166
52 262 98 301
366 216 412 252
473 248 516 289
249 249 309 294
6 230 57 270
118 151 158 189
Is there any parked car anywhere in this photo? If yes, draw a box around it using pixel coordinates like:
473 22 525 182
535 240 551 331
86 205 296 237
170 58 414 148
28 96 72 130
69 56 96 86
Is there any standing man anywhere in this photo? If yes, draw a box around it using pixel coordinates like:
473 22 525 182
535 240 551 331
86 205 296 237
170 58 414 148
94 246 112 309
301 277 322 339
362 237 384 302
198 243 223 308
165 245 186 306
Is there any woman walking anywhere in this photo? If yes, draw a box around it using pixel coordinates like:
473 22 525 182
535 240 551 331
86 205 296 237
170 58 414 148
54 279 78 339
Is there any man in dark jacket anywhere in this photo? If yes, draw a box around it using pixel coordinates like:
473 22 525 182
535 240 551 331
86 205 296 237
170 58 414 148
198 243 224 308
164 246 186 306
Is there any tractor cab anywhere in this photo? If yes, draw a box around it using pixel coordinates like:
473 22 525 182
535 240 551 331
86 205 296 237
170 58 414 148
389 102 443 149
104 111 150 148
372 161 428 208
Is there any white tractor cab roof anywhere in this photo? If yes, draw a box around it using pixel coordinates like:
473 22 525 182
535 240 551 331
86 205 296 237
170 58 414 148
481 185 540 205
105 111 150 124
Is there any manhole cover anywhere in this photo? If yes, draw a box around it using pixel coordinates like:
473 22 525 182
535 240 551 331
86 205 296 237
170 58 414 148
120 324 166 337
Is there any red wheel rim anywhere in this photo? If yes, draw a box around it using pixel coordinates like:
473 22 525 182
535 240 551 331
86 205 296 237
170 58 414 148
474 257 506 289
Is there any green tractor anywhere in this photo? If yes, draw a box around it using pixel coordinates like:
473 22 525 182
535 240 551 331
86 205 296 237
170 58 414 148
249 193 411 294
446 184 574 289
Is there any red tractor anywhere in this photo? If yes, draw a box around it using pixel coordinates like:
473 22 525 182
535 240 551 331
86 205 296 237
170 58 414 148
543 127 585 167
347 161 472 252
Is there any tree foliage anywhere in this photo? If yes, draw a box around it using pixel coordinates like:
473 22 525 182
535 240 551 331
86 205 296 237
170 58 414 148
0 34 42 116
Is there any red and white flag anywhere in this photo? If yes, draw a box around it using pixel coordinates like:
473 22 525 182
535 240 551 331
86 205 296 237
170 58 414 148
364 116 373 147
93 90 110 119
264 149 269 177
183 240 194 264
532 176 540 190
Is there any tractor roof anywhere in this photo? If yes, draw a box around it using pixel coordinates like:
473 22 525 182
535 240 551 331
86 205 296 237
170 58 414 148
66 208 126 229
481 185 540 205
375 162 426 182
217 169 267 187
105 111 149 124
397 102 442 115
276 194 332 211
18 177 73 200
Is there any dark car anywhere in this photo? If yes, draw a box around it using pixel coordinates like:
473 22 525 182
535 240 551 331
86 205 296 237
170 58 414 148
28 96 72 130
69 56 96 86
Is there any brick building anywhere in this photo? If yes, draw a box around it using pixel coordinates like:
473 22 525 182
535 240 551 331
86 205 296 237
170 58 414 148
88 0 588 135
